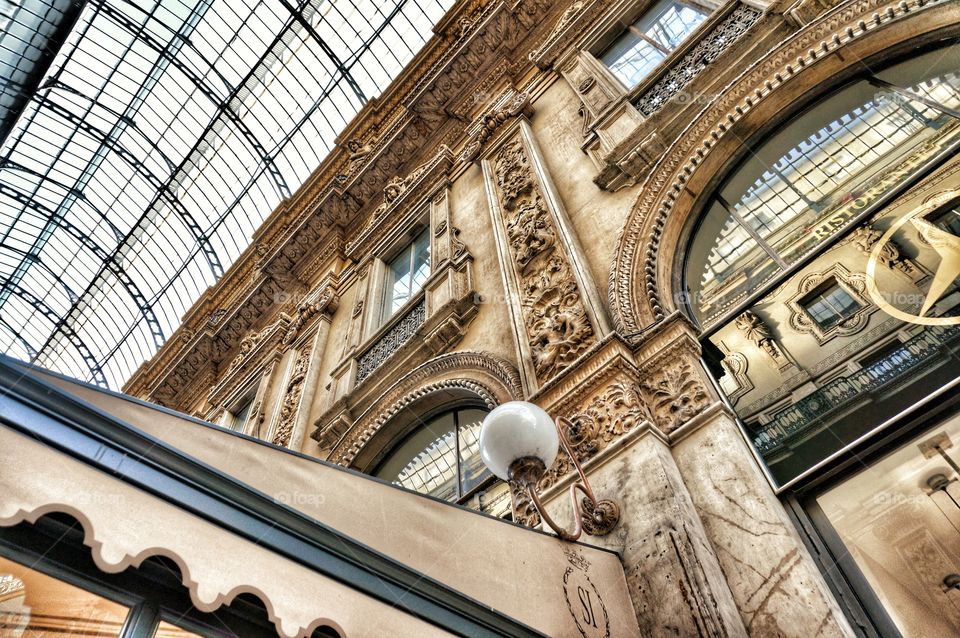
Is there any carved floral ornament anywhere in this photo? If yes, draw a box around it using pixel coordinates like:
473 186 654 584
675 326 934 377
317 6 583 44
607 0 951 337
492 136 595 381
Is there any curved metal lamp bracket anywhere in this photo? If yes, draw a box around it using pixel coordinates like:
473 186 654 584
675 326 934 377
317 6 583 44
508 416 620 541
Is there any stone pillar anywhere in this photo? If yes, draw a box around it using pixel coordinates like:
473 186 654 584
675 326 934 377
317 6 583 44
545 427 748 636
672 409 852 637
646 315 854 637
529 338 747 636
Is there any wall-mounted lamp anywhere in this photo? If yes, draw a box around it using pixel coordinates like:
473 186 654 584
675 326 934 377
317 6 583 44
479 401 620 541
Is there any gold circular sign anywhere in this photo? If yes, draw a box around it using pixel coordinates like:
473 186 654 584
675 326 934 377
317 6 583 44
866 202 960 326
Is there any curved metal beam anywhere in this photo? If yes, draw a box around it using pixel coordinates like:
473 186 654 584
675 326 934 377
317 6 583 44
34 93 225 278
0 182 166 349
2 281 106 386
92 0 291 198
0 316 39 360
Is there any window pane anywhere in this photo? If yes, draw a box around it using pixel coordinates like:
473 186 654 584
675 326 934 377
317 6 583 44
817 411 960 636
0 556 128 637
684 201 783 324
601 36 665 88
457 408 493 495
375 412 458 501
387 244 413 316
231 398 254 432
600 0 708 87
642 0 709 51
411 230 431 291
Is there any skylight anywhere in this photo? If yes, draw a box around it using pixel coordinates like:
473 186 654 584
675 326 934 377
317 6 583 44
0 0 453 387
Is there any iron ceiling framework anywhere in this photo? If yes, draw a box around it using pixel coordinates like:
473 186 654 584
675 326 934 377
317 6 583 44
0 0 453 388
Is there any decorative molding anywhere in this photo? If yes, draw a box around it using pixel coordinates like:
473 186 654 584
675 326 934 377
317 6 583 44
319 351 523 466
282 287 339 347
786 264 875 344
734 310 794 371
528 0 591 68
608 0 950 336
345 146 454 258
273 345 312 448
490 134 596 383
459 90 533 162
635 4 764 117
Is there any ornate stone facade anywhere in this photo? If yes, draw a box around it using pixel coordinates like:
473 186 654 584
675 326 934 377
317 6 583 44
120 0 956 634
489 134 597 384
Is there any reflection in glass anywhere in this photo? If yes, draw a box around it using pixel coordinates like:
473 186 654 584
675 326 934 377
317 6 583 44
155 619 203 637
800 282 861 329
692 45 960 487
385 229 431 319
601 0 709 88
374 407 493 502
818 412 960 636
688 60 960 325
0 556 128 637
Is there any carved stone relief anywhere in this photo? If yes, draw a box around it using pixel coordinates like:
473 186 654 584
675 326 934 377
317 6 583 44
734 310 794 371
273 345 312 448
490 135 596 383
846 224 919 277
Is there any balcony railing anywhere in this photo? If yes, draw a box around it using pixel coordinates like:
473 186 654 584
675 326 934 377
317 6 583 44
355 299 426 385
753 323 960 455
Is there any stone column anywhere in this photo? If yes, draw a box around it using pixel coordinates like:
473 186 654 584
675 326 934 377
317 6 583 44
649 315 854 637
530 338 747 636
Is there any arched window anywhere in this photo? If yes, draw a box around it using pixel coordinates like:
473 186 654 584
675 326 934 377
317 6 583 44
684 42 960 483
681 41 960 637
373 407 492 503
685 47 960 327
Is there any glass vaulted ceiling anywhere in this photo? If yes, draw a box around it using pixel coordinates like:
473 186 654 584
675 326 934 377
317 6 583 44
0 0 454 388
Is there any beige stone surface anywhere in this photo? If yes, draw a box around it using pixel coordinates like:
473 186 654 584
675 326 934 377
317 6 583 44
672 413 853 637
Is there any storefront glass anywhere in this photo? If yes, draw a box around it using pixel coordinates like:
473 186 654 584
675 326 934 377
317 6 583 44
687 44 960 487
818 410 960 636
0 556 128 637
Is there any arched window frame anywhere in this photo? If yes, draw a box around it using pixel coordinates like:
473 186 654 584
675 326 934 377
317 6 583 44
369 402 497 505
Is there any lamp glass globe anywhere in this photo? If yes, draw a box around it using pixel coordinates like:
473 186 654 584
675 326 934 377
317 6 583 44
478 401 559 480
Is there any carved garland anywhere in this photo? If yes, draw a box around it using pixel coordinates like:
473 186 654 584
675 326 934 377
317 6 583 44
492 137 595 381
273 345 312 448
609 0 948 335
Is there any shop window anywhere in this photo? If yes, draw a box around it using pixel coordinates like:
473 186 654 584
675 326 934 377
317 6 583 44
814 411 960 636
374 407 492 503
0 555 129 637
383 228 431 321
800 281 861 330
599 0 709 88
684 44 960 487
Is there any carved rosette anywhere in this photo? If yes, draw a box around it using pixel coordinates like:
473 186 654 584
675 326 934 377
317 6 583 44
273 345 312 448
491 137 595 382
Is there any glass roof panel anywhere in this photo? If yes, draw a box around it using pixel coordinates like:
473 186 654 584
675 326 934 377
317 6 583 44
0 0 454 386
